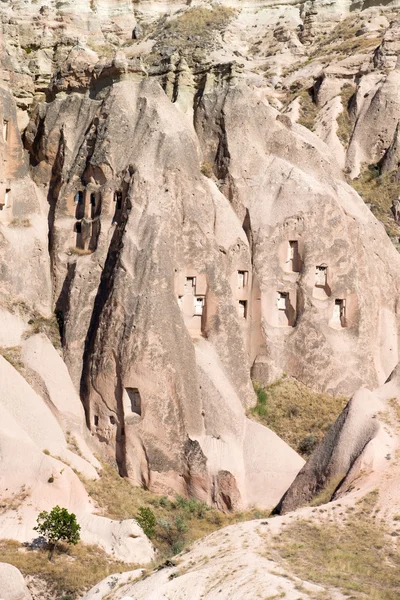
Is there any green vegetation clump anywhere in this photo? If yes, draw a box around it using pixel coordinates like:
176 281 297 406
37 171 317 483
80 462 269 558
34 506 80 561
273 492 400 599
349 165 400 240
251 376 347 457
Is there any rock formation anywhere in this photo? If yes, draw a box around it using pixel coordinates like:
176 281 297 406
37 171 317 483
2 0 400 594
0 563 32 600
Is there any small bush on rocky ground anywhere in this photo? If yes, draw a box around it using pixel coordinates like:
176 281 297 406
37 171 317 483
349 165 400 243
272 491 400 599
147 6 236 65
0 539 137 599
281 82 319 131
80 462 269 559
250 376 347 457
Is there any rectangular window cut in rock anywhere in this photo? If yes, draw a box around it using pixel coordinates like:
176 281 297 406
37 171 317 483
315 265 327 287
94 415 99 426
185 276 196 293
287 240 300 272
195 296 204 316
109 415 116 425
238 299 247 318
333 299 346 327
277 291 289 310
125 387 142 416
3 120 9 142
238 271 248 289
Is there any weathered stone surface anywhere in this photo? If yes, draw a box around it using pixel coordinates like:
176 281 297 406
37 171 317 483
2 0 400 573
0 563 32 600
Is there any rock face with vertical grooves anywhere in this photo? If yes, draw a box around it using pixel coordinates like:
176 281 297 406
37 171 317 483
1 0 400 547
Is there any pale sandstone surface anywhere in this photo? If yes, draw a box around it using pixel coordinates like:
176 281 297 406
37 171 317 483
276 371 400 514
82 517 346 600
0 563 32 600
0 355 154 563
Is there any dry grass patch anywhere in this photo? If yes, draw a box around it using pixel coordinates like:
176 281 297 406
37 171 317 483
336 83 356 148
273 492 400 599
349 165 400 240
0 486 29 515
147 6 236 65
81 462 269 558
0 345 25 374
310 16 382 60
281 82 319 131
0 539 137 598
251 376 347 457
8 218 31 227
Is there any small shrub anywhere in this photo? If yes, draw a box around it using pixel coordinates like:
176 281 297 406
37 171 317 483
298 434 318 456
252 382 268 418
157 515 188 555
48 476 55 484
137 507 156 538
200 161 213 178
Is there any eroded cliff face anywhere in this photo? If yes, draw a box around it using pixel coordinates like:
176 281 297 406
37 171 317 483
1 0 400 514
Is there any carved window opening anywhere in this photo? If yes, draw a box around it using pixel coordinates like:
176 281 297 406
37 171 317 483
125 388 142 416
277 291 289 311
238 271 248 289
3 120 9 142
194 296 204 316
185 276 196 292
94 415 99 426
238 299 247 319
287 240 300 272
315 265 327 287
333 299 346 327
109 415 116 425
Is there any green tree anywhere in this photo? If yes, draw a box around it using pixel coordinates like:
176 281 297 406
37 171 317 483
34 505 81 561
136 506 156 538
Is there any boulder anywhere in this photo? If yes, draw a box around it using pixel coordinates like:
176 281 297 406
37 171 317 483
0 563 32 600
